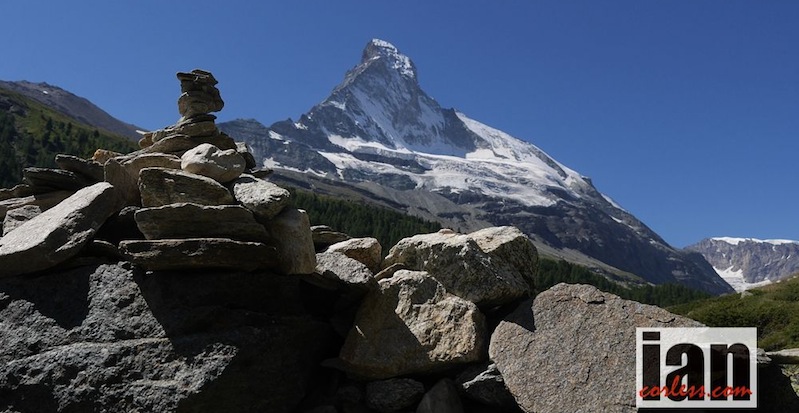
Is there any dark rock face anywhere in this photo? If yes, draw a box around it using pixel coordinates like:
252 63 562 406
119 238 278 272
687 237 799 284
0 262 334 412
364 378 425 412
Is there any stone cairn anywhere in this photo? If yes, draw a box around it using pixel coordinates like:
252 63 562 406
0 69 315 277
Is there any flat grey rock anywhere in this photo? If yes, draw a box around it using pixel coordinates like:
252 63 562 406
119 238 277 272
135 203 268 242
138 167 235 207
0 182 119 277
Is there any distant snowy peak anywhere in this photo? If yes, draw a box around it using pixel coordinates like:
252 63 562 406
687 237 799 288
362 39 416 79
710 237 799 246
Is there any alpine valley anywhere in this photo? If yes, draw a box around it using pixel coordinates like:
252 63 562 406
218 39 733 295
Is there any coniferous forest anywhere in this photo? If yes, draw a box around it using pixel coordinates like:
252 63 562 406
0 88 137 187
290 189 442 250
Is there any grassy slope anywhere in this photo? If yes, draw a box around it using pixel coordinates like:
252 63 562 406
670 274 799 351
0 87 137 187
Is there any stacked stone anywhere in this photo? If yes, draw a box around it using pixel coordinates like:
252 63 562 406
0 69 314 277
134 70 251 163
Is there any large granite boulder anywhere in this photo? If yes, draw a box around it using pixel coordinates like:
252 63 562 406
382 228 533 306
181 143 245 183
489 283 702 413
229 174 291 222
0 262 333 412
468 226 537 286
315 251 376 294
138 167 235 207
327 237 382 274
339 270 486 379
0 182 119 278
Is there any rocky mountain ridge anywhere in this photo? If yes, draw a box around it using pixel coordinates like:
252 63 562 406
687 237 799 291
0 79 142 140
219 39 732 295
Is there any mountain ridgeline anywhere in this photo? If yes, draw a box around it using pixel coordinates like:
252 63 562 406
219 39 733 295
0 86 137 187
687 237 799 291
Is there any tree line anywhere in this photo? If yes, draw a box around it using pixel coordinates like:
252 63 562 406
536 258 711 307
290 189 442 250
0 92 137 187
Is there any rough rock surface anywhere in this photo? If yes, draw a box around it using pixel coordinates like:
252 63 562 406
181 143 245 183
416 378 464 413
383 229 532 306
104 153 181 206
142 132 237 154
455 362 517 410
22 167 92 191
365 378 425 412
311 225 350 250
2 204 42 235
0 190 72 220
0 183 119 277
135 203 267 242
229 174 291 221
0 262 333 412
139 167 235 207
119 238 277 272
489 283 703 413
468 226 537 286
315 251 375 293
339 270 485 379
266 208 316 275
54 154 105 182
327 237 382 273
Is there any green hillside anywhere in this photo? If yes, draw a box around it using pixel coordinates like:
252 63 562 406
0 87 137 187
670 275 799 351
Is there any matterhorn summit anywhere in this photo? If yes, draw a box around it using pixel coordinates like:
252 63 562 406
220 39 733 294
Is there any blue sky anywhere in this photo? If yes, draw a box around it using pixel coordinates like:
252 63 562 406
1 1 797 247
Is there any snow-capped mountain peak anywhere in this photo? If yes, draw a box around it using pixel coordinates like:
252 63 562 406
687 237 799 291
362 39 416 79
710 237 799 246
219 39 734 295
